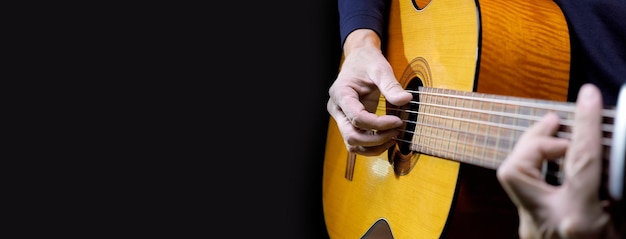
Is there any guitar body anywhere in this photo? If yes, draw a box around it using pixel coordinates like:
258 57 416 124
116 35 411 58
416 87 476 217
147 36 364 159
323 0 570 238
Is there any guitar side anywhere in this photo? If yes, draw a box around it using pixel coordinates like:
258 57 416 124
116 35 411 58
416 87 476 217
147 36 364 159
323 0 570 238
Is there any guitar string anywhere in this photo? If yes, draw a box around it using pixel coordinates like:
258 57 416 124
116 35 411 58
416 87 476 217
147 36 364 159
407 88 617 118
375 88 616 141
368 89 615 166
391 125 608 172
385 106 614 147
407 99 578 131
386 109 612 169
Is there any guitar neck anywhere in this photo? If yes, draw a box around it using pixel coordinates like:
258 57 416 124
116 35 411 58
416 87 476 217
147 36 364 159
396 86 616 170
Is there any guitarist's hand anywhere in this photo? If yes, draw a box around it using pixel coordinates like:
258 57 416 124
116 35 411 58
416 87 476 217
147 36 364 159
327 29 413 156
497 84 620 239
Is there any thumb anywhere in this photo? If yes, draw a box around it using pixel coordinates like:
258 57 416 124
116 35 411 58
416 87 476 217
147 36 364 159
377 71 413 106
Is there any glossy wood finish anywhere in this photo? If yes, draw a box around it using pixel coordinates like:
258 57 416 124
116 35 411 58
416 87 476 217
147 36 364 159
323 0 571 238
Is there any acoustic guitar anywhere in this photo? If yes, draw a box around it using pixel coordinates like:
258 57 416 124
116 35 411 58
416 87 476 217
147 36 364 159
322 0 625 238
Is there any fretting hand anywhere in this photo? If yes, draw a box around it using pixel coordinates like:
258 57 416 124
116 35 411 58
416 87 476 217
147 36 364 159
497 84 620 239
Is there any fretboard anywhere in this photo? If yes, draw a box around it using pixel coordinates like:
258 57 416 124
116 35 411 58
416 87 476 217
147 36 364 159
401 86 616 170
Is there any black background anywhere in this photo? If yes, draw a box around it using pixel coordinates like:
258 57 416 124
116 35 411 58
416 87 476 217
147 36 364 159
211 1 341 238
250 1 341 238
45 1 342 237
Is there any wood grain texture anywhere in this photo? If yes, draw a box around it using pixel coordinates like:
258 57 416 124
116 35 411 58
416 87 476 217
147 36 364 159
476 0 570 99
323 0 570 238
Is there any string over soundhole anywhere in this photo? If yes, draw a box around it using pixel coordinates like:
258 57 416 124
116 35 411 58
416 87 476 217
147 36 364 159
386 78 424 176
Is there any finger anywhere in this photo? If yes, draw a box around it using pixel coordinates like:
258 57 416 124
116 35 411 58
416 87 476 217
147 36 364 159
346 128 401 148
370 63 413 107
329 86 405 132
564 84 603 197
497 113 568 208
506 112 566 169
327 89 403 133
348 139 397 156
328 99 400 154
327 80 368 121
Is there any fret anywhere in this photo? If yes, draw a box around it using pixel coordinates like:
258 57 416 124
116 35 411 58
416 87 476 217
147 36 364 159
415 88 430 153
423 89 434 154
476 93 486 166
419 89 426 153
494 94 505 168
510 102 520 155
482 96 492 167
424 89 433 154
465 90 475 163
414 90 425 152
472 91 481 164
528 99 536 126
461 90 474 164
445 90 454 159
441 88 452 159
431 88 440 156
451 91 462 160
433 88 443 157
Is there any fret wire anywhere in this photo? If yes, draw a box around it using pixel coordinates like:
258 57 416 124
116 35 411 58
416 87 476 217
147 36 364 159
483 95 498 168
431 89 439 156
480 93 488 166
463 91 472 163
418 90 429 154
454 90 465 162
415 90 427 152
467 91 477 165
531 98 539 128
427 90 435 154
419 90 430 154
513 100 521 155
414 93 423 152
433 88 441 157
444 89 454 160
438 88 446 158
495 94 505 168
452 91 461 160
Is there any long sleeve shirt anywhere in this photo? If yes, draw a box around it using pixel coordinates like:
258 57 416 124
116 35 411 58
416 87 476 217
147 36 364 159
337 0 626 105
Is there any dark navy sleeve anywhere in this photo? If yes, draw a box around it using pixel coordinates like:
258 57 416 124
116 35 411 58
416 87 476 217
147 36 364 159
338 0 390 47
554 0 626 105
